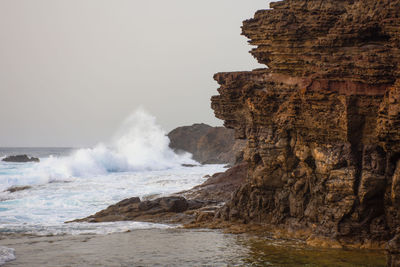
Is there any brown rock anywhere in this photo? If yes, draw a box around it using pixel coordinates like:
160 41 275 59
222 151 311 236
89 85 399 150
181 163 248 203
387 234 400 267
210 0 400 263
72 196 195 224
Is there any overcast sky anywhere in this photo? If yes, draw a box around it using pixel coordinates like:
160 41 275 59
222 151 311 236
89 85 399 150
0 0 269 147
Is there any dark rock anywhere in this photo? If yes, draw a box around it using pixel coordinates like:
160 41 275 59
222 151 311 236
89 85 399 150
138 200 160 212
5 185 32 193
187 199 205 210
169 123 211 155
168 123 245 165
2 155 39 163
181 163 248 203
159 197 188 212
181 164 198 167
115 197 140 207
73 196 190 223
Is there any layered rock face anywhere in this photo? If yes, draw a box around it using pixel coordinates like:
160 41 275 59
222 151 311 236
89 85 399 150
211 0 400 263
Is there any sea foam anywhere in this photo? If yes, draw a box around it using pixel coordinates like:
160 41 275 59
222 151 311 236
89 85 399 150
0 109 225 235
0 109 196 190
0 246 15 266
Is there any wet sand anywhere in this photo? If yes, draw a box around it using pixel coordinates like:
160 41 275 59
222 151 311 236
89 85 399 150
1 228 386 266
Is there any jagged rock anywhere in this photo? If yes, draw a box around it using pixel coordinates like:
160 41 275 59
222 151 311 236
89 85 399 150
2 155 39 163
210 0 400 262
168 123 245 165
72 164 247 224
181 163 248 203
73 196 191 223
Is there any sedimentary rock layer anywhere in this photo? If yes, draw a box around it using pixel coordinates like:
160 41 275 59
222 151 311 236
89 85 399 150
211 1 400 265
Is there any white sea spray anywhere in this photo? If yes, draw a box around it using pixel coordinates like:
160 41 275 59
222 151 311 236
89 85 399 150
0 246 15 266
0 108 196 190
0 109 225 235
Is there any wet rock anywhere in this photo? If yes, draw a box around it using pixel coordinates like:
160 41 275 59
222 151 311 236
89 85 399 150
2 155 39 163
115 197 140 206
5 186 32 193
73 196 191 223
181 164 198 167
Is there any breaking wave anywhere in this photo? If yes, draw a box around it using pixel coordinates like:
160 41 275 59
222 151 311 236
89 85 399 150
0 109 196 190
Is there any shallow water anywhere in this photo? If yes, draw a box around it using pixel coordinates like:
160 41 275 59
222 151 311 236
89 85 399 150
238 235 386 267
0 229 386 267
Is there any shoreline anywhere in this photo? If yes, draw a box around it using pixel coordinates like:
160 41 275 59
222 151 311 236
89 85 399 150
72 162 389 252
0 228 386 267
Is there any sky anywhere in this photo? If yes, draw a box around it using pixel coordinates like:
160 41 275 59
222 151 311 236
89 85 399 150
0 0 270 147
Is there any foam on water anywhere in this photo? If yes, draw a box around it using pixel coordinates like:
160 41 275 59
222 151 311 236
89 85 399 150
0 246 15 266
0 165 224 234
1 221 172 236
0 109 196 191
0 109 225 235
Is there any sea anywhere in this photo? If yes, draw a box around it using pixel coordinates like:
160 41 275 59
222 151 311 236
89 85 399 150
0 110 387 266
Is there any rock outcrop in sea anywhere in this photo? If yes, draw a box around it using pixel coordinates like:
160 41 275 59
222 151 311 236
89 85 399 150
2 155 39 163
210 0 400 265
168 123 245 165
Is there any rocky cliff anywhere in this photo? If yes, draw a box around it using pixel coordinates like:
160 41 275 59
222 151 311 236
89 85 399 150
210 1 400 265
168 123 245 165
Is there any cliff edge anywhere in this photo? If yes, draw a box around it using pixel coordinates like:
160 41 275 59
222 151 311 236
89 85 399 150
210 1 400 265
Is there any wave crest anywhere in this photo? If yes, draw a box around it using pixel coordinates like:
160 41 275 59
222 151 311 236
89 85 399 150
1 109 196 189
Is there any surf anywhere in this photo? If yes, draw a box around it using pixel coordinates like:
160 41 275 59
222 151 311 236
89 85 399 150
0 108 196 191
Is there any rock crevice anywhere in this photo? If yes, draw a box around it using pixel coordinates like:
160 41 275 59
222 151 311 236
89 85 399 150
211 1 400 264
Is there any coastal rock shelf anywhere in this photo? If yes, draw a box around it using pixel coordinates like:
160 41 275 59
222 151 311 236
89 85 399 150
210 0 400 265
73 164 248 225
